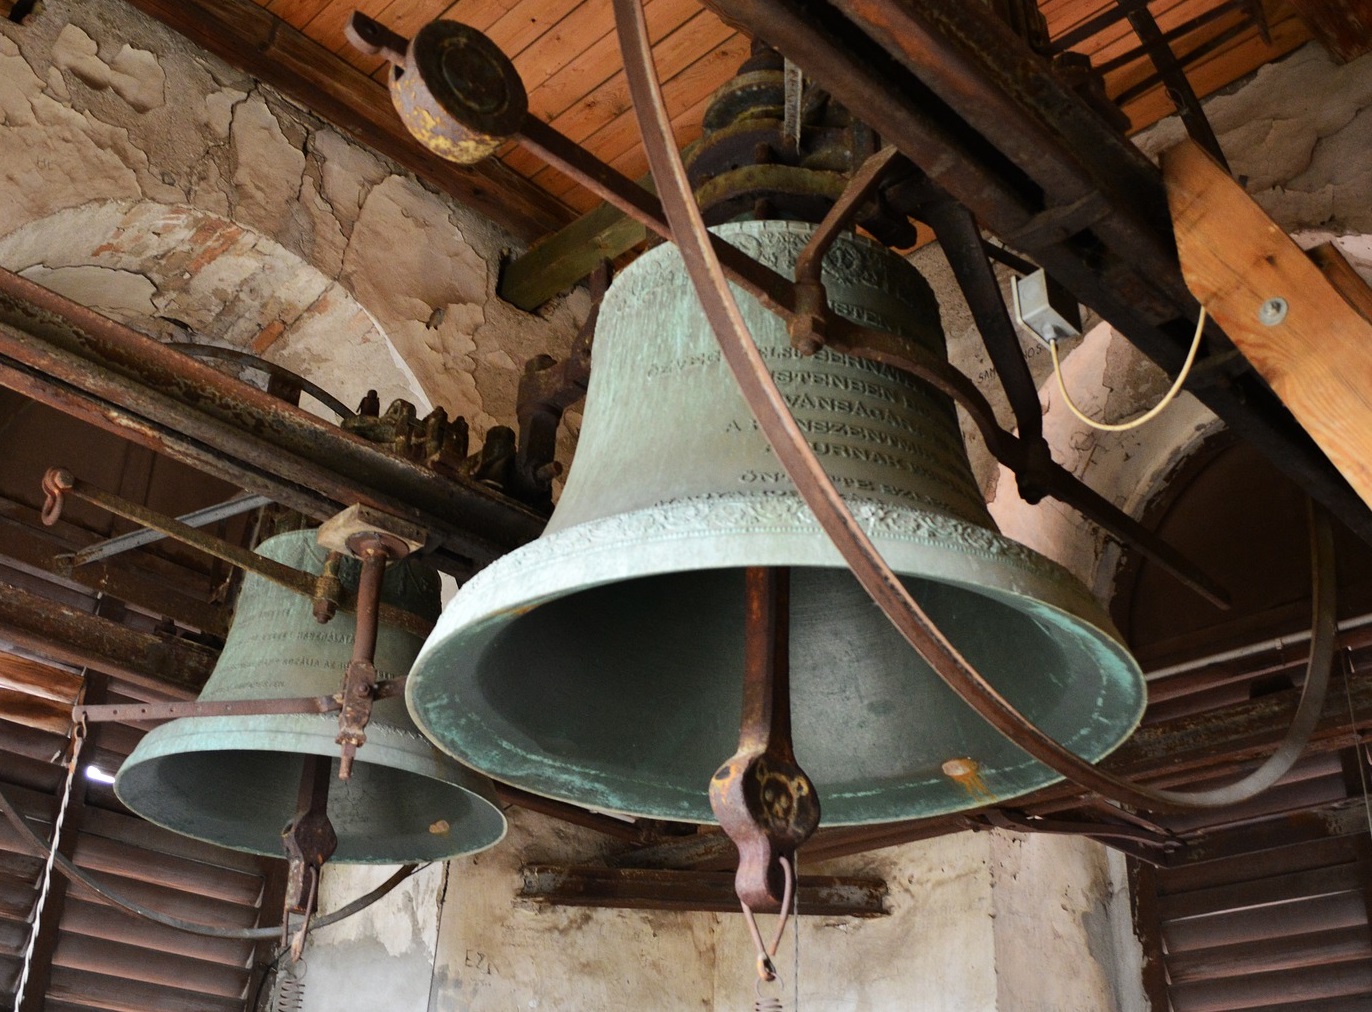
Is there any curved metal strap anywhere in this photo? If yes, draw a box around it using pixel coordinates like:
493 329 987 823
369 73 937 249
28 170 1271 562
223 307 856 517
611 0 1336 814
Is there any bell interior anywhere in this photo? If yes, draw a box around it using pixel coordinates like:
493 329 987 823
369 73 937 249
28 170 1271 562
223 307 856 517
415 564 1142 825
116 717 508 863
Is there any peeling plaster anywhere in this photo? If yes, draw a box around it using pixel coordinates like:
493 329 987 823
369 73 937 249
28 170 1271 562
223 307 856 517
50 24 165 113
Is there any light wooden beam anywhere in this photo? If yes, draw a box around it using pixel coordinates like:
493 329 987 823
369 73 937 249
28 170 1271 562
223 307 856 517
122 0 573 244
1164 137 1372 511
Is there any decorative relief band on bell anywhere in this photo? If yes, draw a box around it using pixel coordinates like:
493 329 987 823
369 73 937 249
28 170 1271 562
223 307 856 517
448 491 1106 623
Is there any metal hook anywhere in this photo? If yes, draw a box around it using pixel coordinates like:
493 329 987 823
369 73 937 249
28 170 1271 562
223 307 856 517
739 855 795 983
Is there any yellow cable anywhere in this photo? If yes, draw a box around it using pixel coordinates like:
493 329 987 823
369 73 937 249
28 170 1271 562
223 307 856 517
1050 305 1207 432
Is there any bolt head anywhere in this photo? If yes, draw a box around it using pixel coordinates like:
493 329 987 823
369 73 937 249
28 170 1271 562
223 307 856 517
1258 297 1288 326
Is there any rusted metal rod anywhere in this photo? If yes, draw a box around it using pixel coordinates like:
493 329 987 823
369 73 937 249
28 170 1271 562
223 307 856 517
72 679 406 724
40 468 432 638
335 534 392 780
0 268 542 575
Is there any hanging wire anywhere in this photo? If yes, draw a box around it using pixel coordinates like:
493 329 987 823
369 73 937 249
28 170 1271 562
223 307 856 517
1049 306 1207 432
15 713 87 1008
739 857 799 1011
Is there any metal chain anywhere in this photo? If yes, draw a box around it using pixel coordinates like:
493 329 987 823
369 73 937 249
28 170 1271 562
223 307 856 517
15 714 87 1008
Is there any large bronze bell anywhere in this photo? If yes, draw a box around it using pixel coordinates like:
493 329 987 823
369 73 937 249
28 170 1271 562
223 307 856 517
116 530 506 861
406 220 1145 825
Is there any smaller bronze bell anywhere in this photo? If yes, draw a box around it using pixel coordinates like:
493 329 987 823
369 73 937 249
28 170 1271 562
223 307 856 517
116 530 506 863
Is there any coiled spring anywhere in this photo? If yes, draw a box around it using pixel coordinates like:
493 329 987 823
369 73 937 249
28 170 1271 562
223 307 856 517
753 977 787 1012
272 965 306 1012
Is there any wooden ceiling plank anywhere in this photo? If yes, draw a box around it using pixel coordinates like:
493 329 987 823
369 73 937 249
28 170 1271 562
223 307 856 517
1115 11 1310 130
0 688 72 736
349 0 459 78
70 836 263 907
526 23 743 189
540 10 736 145
484 0 590 68
510 0 694 137
516 3 734 160
1166 137 1372 511
67 875 259 930
555 91 714 213
0 655 83 705
78 808 263 878
534 40 743 200
1161 861 1367 920
310 0 407 76
1161 834 1364 895
125 0 572 243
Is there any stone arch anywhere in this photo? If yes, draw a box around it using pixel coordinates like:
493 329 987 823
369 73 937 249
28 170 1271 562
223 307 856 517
0 199 427 415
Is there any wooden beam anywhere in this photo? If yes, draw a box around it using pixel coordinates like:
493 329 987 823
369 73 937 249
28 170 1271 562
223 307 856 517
498 195 647 310
519 864 888 916
1165 138 1372 511
0 581 213 695
1284 0 1372 62
121 0 573 244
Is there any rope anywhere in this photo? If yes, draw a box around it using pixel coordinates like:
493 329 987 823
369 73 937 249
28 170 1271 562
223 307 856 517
15 715 86 1007
1049 307 1207 432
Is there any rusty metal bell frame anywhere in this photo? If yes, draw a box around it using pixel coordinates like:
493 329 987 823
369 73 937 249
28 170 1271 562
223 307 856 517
116 530 507 862
407 220 1146 826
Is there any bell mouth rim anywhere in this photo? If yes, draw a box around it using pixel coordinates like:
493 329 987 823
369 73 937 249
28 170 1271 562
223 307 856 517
418 490 1128 656
406 492 1147 825
116 716 508 862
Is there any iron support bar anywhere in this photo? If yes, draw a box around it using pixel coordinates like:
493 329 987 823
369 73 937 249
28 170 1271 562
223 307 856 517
0 268 545 575
1119 0 1229 168
72 677 405 723
66 493 271 567
917 194 1046 450
519 865 887 917
40 469 433 639
76 696 341 722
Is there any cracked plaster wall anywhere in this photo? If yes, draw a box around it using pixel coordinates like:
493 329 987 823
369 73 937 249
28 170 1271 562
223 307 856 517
0 0 587 435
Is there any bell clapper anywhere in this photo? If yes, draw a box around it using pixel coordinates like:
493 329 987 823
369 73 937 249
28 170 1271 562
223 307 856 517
281 753 338 961
708 567 815 1009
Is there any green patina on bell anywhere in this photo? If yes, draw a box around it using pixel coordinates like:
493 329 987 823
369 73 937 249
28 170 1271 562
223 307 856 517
407 220 1145 826
116 529 506 862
